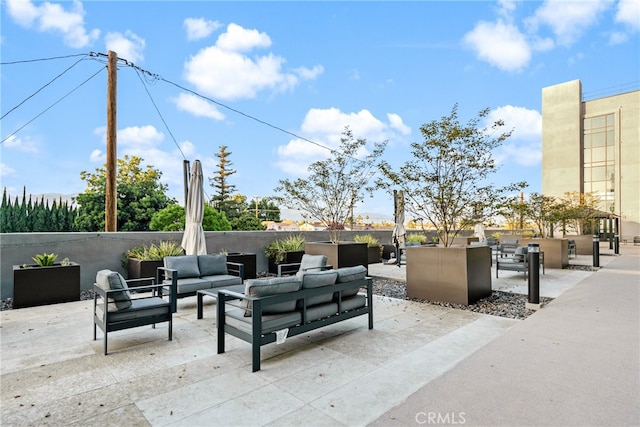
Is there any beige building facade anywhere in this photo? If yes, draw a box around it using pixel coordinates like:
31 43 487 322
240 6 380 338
542 80 639 240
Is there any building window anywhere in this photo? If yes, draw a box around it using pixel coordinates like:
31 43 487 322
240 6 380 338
583 113 615 212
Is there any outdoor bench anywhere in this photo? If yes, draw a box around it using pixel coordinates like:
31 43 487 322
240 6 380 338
495 247 545 280
216 265 373 372
160 254 244 312
499 238 519 256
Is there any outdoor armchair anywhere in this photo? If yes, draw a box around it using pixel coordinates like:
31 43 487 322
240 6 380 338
277 254 332 277
93 269 176 355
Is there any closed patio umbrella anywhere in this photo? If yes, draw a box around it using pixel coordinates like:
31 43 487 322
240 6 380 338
181 159 207 255
474 223 486 241
392 190 406 267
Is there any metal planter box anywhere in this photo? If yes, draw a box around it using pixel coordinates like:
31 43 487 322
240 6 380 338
12 262 81 308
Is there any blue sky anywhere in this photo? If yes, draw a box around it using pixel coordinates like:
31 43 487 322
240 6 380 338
1 0 639 222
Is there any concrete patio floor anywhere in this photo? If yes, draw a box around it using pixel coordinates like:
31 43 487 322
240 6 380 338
1 247 638 426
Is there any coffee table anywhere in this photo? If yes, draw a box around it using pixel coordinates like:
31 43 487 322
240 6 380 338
197 285 245 319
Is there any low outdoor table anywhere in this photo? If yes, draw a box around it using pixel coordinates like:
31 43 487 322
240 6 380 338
197 284 245 319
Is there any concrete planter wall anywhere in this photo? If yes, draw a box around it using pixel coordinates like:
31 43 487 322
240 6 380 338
569 235 594 255
406 246 492 305
12 262 80 308
451 236 480 246
521 238 569 269
305 241 368 272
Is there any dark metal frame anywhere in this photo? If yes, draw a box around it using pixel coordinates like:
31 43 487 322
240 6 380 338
93 271 177 355
495 250 545 280
217 277 374 372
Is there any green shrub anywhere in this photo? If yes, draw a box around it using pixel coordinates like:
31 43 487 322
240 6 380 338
406 233 427 244
125 241 184 261
32 252 58 266
353 234 381 248
265 234 305 263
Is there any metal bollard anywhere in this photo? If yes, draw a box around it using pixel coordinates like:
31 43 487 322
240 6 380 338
527 243 540 306
593 236 600 267
614 234 620 255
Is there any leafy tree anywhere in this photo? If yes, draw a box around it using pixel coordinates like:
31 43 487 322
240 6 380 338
75 155 175 231
274 127 387 243
230 213 267 231
523 192 559 238
250 197 281 221
209 145 237 215
378 104 527 247
557 191 601 236
150 203 232 231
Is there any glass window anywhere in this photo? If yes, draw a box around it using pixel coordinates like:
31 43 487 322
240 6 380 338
583 148 591 163
583 118 591 131
583 134 591 148
606 113 615 126
592 147 606 162
592 131 606 147
606 146 614 160
592 115 606 129
592 166 606 181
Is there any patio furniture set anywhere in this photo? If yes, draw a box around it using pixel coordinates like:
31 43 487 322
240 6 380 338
92 254 373 371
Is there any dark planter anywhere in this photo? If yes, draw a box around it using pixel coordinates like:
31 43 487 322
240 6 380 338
406 246 491 305
127 259 163 286
12 262 81 308
226 253 257 279
268 250 304 275
304 241 368 273
366 246 382 264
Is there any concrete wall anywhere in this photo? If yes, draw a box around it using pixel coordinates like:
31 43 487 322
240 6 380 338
1 230 419 300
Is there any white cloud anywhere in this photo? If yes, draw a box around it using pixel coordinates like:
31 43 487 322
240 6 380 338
488 105 542 167
2 134 38 153
6 0 99 48
387 113 411 135
462 20 531 72
526 0 612 47
1 163 17 177
118 125 164 147
105 31 145 64
183 23 323 101
173 93 225 120
184 17 222 41
616 0 640 30
274 108 410 177
89 149 103 163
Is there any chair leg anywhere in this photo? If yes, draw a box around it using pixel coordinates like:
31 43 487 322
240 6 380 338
93 322 96 341
168 316 173 341
103 332 108 355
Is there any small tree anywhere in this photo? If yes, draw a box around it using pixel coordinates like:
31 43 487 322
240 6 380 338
209 145 237 214
274 127 386 243
523 193 559 238
378 104 526 247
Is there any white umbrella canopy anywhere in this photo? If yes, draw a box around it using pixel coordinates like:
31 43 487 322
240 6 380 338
181 160 207 255
392 190 406 263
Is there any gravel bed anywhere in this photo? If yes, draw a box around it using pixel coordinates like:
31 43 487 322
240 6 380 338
2 278 552 319
372 277 552 320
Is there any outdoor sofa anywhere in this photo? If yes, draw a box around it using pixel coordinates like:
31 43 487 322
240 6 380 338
217 265 373 372
161 254 244 312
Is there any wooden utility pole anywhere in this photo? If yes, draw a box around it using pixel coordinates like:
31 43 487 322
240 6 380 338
105 51 117 231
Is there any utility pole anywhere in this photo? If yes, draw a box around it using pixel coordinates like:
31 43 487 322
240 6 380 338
105 51 118 232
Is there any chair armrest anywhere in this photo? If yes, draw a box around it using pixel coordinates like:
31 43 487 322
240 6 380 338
157 267 178 312
277 262 301 277
226 262 245 281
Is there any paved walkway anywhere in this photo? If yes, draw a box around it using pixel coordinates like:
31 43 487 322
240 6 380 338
371 247 640 426
1 246 637 426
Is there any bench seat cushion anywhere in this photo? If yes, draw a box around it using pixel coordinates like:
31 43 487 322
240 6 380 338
336 266 367 297
226 308 301 334
202 274 243 288
243 277 302 316
198 254 228 276
95 269 132 311
342 294 367 311
96 297 170 322
300 270 338 306
164 255 200 278
173 277 213 295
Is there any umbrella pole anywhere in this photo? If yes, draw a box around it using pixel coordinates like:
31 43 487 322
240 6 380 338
183 160 190 206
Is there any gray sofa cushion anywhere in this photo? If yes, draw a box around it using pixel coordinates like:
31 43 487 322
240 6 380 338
201 275 243 289
300 270 338 306
295 254 328 279
198 254 228 276
513 246 527 263
95 269 132 311
164 255 200 278
243 277 302 316
336 265 367 297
